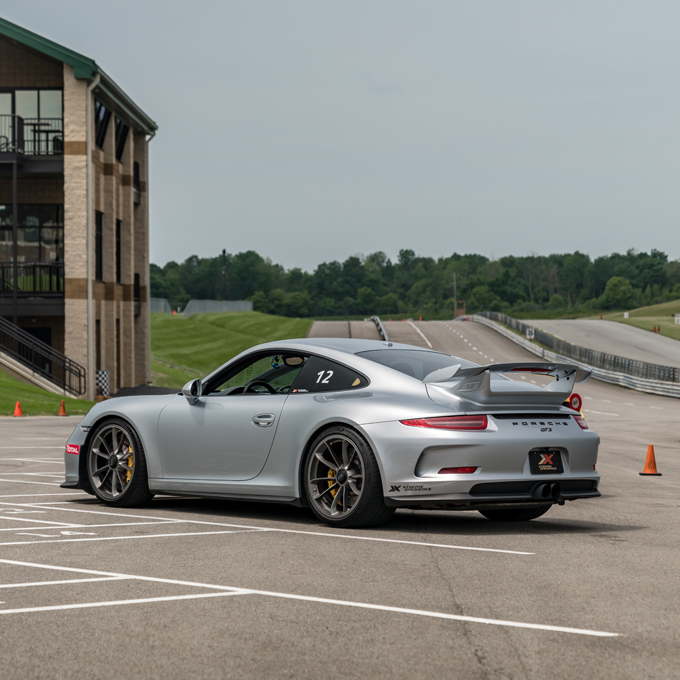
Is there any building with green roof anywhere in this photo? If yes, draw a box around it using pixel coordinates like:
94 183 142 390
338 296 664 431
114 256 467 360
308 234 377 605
0 16 157 398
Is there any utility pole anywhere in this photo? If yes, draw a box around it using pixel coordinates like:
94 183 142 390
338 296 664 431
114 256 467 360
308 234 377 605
222 248 228 299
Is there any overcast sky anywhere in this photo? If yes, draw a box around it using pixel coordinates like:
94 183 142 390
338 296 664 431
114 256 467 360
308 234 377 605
6 1 680 269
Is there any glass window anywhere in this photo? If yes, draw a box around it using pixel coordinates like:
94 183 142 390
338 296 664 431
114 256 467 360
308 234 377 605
115 118 129 162
94 100 111 149
0 93 11 116
39 90 62 118
95 211 103 280
15 90 38 119
41 228 63 263
208 354 309 395
40 205 62 226
0 205 11 226
115 219 122 283
0 205 64 264
291 356 368 393
0 228 12 262
18 205 40 227
357 349 477 381
18 227 39 263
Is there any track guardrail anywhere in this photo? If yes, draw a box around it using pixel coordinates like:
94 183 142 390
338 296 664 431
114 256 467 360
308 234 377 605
471 313 680 399
367 316 389 342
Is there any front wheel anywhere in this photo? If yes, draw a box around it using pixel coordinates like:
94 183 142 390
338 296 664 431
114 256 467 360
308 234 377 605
478 504 552 522
87 418 154 507
304 426 394 528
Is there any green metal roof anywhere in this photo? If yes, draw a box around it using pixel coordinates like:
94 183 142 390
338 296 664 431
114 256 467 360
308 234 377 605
0 16 157 134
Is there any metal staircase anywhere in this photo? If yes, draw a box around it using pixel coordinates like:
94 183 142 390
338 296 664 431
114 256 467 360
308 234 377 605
0 316 86 397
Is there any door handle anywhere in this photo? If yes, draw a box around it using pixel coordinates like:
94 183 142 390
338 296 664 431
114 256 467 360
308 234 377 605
252 414 275 427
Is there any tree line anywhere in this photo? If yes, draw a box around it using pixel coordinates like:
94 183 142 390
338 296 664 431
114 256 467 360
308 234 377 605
150 248 680 318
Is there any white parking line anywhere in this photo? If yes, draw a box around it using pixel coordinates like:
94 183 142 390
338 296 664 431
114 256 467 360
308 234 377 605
0 591 246 616
0 528 267 546
0 493 87 499
0 521 181 533
0 558 618 636
0 473 64 478
584 410 620 417
0 479 61 486
2 503 533 555
0 459 63 464
0 577 126 589
407 321 433 348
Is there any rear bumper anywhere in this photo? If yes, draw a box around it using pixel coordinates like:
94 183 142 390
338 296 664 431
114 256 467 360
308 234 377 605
384 480 600 509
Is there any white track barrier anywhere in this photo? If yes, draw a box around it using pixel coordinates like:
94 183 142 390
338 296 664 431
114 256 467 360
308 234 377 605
471 315 680 399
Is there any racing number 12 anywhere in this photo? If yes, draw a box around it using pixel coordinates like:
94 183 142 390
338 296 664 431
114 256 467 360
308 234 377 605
316 370 333 384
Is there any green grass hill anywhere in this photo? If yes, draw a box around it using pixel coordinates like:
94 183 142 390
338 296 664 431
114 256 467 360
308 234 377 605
607 300 680 341
151 311 312 388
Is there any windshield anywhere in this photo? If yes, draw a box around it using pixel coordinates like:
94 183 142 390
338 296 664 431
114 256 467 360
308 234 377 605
357 349 477 381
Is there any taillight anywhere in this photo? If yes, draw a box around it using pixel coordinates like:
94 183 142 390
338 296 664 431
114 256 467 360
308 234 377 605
569 393 582 411
400 415 488 430
439 467 478 474
573 415 588 430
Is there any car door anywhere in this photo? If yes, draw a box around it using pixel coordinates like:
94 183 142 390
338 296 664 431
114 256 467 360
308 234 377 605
158 393 286 481
157 352 306 481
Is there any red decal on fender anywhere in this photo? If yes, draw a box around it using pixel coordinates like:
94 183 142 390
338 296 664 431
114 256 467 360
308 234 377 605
66 444 80 455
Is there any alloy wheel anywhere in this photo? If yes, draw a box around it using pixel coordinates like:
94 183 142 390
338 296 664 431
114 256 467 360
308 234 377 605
88 423 136 501
307 434 364 518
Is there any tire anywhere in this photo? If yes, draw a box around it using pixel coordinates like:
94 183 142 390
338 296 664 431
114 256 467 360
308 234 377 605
478 504 552 522
304 425 395 528
86 418 154 507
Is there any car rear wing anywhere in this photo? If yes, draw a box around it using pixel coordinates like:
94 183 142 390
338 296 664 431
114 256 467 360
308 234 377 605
423 361 591 407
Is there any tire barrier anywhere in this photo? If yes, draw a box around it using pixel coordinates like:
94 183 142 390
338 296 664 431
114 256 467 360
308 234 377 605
471 313 680 399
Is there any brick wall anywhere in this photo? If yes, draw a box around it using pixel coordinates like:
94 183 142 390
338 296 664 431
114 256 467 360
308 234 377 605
0 37 62 88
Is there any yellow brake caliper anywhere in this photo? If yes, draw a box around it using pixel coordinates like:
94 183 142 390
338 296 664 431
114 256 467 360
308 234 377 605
126 445 134 483
327 468 341 506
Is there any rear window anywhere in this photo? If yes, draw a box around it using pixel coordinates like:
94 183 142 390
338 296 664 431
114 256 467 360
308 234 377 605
357 349 476 381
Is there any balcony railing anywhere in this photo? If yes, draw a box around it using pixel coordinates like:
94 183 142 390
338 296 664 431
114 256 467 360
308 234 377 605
0 262 64 297
0 115 63 156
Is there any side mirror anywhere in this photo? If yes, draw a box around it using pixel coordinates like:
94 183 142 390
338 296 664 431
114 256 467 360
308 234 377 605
182 379 203 405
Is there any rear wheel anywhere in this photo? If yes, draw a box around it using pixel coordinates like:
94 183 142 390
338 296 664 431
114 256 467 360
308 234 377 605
304 426 394 528
478 504 552 522
87 418 154 507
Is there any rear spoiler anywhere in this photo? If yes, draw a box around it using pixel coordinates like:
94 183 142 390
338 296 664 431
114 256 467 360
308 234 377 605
424 361 590 388
424 362 591 406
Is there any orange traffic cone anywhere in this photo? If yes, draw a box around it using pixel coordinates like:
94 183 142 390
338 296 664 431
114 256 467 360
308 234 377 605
640 444 662 476
13 401 23 417
58 400 67 416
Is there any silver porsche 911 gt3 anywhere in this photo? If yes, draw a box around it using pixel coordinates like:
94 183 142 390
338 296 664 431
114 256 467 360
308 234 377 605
62 338 600 527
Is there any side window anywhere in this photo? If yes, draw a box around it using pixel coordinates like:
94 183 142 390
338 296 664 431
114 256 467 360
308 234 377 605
291 356 368 393
207 354 309 395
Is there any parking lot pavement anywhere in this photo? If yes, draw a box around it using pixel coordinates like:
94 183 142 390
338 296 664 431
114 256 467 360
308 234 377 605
1 351 680 679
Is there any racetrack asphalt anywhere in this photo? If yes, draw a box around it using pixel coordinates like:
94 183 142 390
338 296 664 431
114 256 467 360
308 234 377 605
524 318 680 367
0 320 678 680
